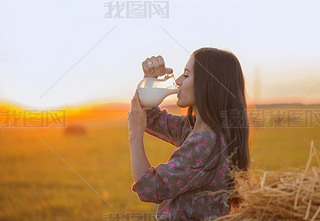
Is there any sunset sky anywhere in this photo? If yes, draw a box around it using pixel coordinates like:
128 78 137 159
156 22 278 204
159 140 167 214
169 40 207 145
0 0 319 108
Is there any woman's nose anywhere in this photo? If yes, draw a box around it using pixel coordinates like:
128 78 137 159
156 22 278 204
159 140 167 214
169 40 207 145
175 75 182 86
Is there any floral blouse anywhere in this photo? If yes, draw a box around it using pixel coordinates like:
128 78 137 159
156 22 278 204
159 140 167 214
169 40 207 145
131 106 231 220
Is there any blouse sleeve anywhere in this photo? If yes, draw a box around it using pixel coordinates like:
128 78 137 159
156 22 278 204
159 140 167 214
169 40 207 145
145 106 192 147
131 130 222 204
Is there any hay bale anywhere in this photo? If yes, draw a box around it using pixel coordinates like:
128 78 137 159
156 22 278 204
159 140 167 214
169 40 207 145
64 124 86 135
210 140 320 221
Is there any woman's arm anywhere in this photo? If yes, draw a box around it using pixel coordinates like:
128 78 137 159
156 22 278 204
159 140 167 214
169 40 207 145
128 90 152 182
131 130 226 204
129 135 151 182
145 105 192 147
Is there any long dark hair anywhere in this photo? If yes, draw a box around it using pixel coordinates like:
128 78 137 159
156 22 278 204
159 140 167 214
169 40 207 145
186 47 251 209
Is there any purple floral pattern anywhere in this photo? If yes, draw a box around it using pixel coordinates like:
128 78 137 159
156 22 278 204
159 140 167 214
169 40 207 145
131 106 231 220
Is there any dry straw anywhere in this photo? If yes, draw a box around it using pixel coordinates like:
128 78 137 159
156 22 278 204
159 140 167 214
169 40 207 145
199 140 320 221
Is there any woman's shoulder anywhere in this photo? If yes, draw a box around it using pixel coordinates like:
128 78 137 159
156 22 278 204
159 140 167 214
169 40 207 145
180 129 215 147
187 129 216 140
183 129 227 147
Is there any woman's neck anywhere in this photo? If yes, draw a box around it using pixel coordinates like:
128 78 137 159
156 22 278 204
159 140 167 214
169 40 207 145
192 105 211 132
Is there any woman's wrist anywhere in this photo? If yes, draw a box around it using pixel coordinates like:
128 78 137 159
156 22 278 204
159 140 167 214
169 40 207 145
129 132 144 143
144 74 157 78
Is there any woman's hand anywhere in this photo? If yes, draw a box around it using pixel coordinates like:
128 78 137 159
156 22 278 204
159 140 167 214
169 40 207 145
142 55 173 78
128 90 149 139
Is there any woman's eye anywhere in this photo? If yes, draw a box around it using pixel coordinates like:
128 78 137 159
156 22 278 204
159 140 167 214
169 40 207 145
183 75 188 78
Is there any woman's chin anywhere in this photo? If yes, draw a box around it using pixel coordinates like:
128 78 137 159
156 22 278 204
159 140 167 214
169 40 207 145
176 99 187 108
176 99 181 107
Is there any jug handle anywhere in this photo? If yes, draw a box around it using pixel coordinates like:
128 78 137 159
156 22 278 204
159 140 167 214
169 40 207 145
164 73 174 79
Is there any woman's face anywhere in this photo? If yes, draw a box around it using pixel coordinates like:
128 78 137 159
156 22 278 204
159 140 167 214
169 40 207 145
175 55 196 108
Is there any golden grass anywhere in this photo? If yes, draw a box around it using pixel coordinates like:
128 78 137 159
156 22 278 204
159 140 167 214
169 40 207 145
0 103 319 220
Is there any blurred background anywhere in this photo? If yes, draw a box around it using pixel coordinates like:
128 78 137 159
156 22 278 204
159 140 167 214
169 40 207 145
0 0 319 220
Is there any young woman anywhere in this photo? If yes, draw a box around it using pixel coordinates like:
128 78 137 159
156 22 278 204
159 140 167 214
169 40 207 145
128 47 250 220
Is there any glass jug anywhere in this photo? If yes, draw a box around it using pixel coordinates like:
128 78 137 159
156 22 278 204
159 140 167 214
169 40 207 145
137 73 179 108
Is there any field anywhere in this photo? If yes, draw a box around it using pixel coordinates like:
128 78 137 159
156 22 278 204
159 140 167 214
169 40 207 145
0 103 319 220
